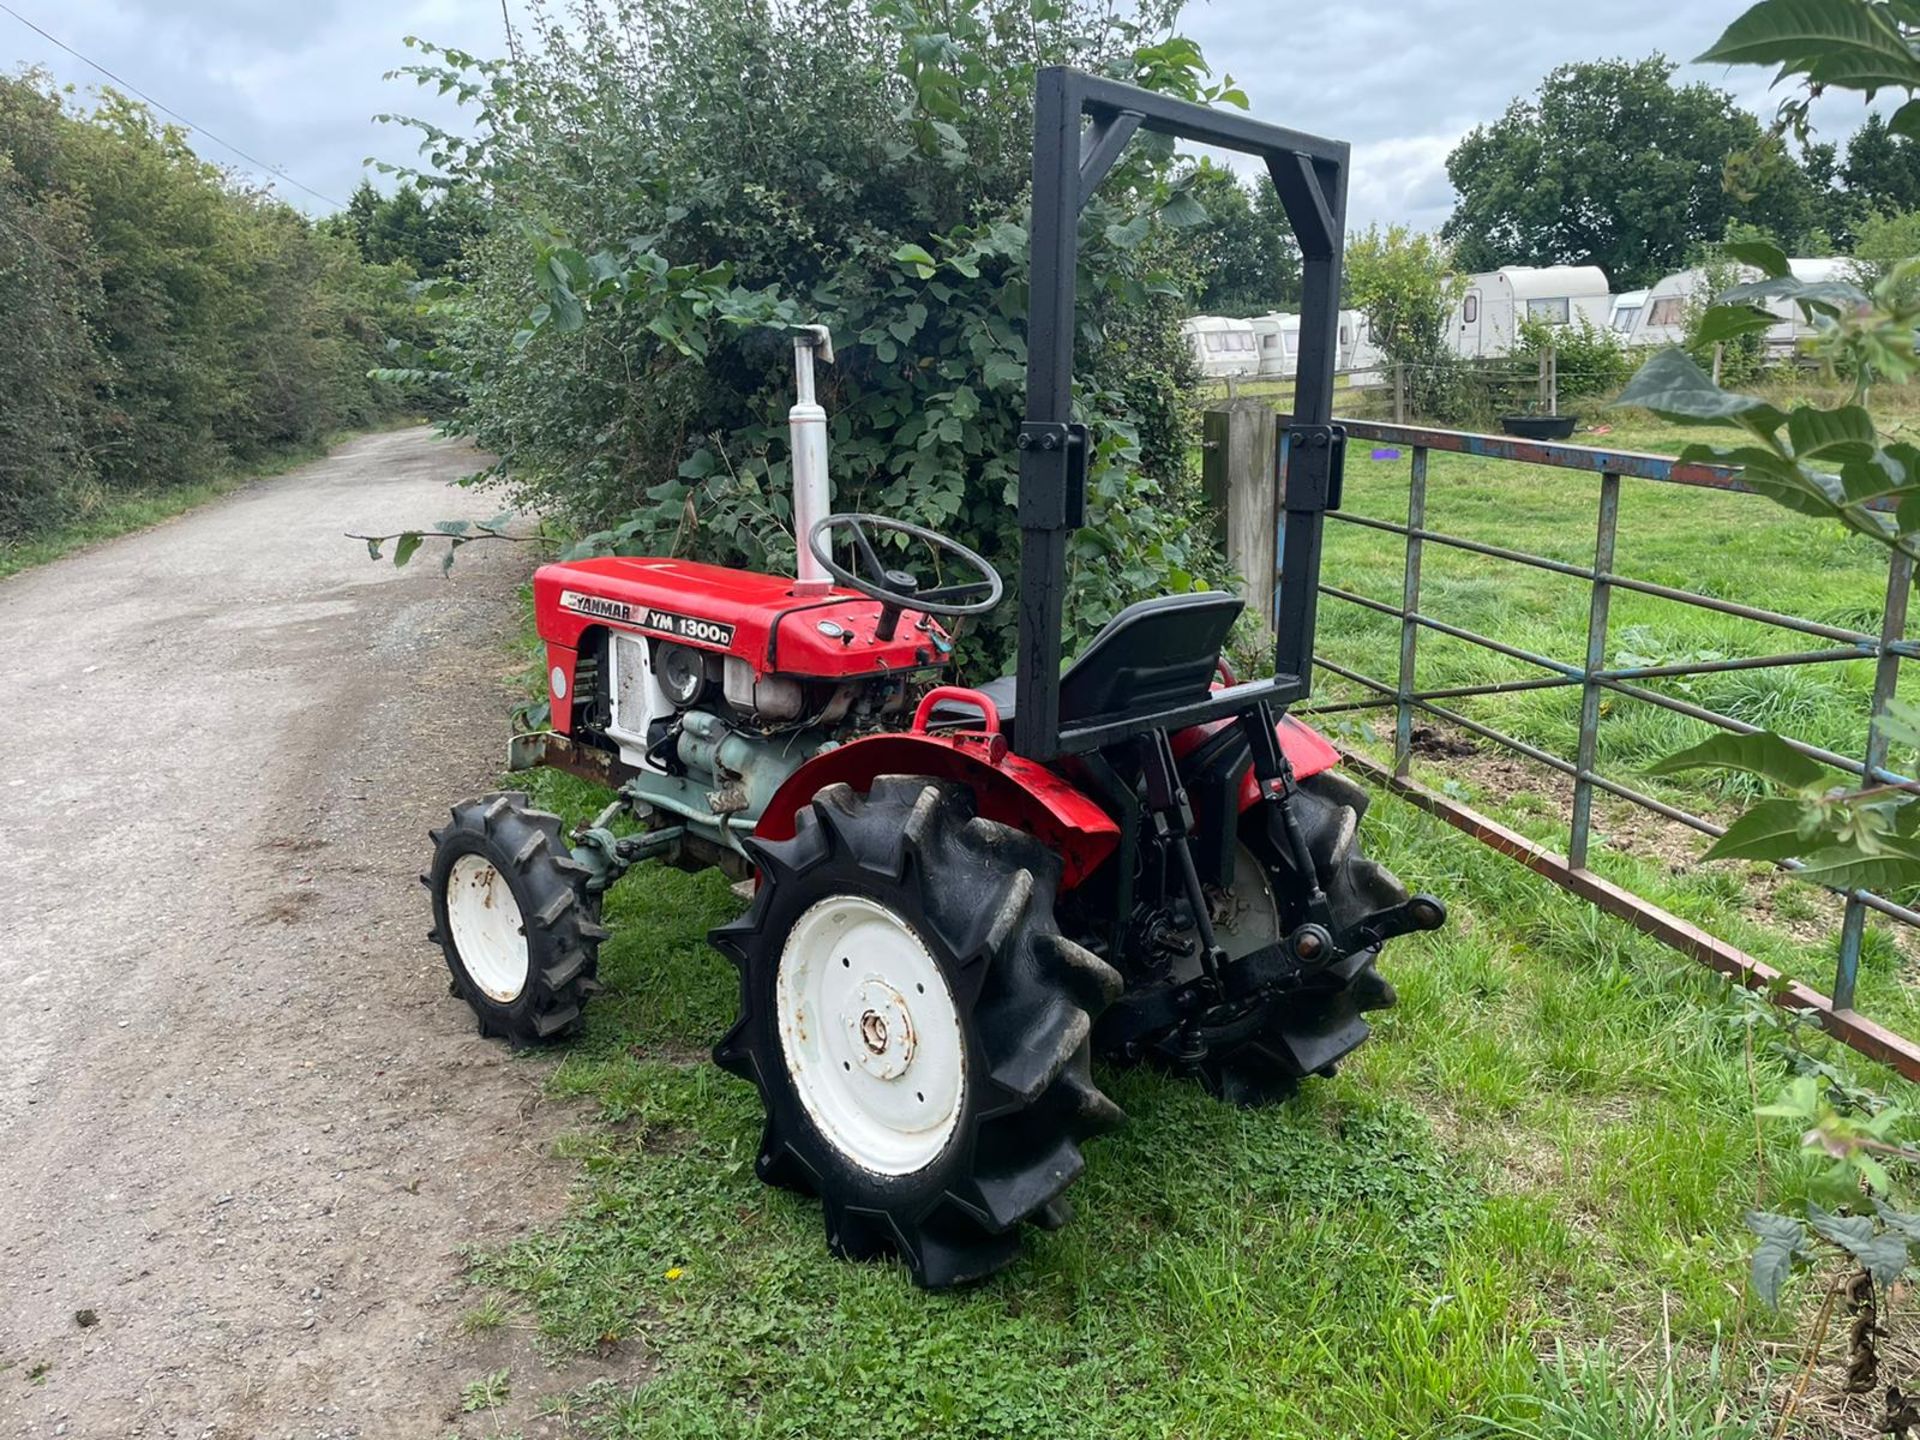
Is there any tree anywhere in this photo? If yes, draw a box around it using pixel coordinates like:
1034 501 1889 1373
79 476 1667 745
1344 225 1469 420
1443 56 1825 289
1184 161 1299 316
1842 112 1920 216
323 179 481 278
1853 208 1920 306
384 0 1249 664
0 71 410 540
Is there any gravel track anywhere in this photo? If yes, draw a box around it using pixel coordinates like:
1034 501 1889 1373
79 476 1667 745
0 428 600 1438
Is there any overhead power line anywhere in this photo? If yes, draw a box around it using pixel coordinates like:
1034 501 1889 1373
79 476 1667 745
0 1 347 209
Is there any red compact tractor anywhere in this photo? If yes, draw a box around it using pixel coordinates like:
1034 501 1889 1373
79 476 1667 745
425 69 1444 1287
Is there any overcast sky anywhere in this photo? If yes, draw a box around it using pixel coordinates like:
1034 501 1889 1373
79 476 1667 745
0 0 1880 233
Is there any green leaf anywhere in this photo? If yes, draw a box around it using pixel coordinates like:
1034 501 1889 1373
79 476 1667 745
891 243 937 278
1704 797 1827 863
1873 1200 1920 1244
1876 697 1920 751
1647 730 1830 791
393 532 423 567
1698 0 1920 82
1785 842 1920 893
1746 1210 1807 1308
1722 238 1792 279
1158 190 1208 228
1807 1200 1875 1251
1891 98 1920 143
1721 276 1869 318
1809 1202 1910 1286
1613 349 1781 428
1694 304 1779 345
364 537 383 561
1788 405 1878 464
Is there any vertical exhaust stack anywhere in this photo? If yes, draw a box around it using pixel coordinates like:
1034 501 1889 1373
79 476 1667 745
789 325 835 595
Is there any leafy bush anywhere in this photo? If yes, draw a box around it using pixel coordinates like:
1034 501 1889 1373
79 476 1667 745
387 0 1242 668
1513 313 1633 404
1343 224 1477 424
0 73 418 540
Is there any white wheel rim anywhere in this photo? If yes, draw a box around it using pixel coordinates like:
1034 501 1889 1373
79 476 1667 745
446 853 531 1003
775 896 965 1176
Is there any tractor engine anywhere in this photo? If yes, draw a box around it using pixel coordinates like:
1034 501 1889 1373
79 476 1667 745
533 558 947 878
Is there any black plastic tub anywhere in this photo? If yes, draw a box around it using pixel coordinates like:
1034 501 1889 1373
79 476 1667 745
1500 413 1579 441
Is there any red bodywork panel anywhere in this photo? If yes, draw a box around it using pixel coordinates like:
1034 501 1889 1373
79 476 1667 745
534 557 948 730
755 732 1123 888
1171 714 1342 813
537 558 1347 891
755 713 1344 891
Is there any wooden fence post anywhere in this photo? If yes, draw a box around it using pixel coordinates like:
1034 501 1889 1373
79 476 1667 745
1393 362 1407 424
1202 399 1280 631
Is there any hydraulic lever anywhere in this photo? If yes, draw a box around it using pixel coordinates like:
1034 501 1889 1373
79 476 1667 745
1137 729 1227 990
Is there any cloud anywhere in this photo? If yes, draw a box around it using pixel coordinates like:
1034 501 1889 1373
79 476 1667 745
0 0 1883 226
1350 132 1467 234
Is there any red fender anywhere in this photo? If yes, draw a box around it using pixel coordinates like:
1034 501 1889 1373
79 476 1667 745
755 733 1120 889
1169 713 1343 814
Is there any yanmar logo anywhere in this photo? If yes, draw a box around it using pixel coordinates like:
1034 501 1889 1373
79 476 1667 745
559 590 735 648
559 590 633 623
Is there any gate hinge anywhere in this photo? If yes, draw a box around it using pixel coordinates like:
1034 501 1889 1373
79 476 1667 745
1016 421 1090 530
1284 423 1347 513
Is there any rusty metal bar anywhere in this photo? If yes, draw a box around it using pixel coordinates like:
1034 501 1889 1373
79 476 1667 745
1836 550 1914 1009
1395 447 1428 778
1303 416 1901 511
1570 472 1619 869
1336 747 1920 1082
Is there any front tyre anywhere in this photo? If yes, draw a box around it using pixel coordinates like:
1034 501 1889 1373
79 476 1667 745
711 777 1124 1289
426 792 605 1045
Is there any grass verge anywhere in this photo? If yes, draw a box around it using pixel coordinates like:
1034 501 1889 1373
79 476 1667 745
445 763 1899 1439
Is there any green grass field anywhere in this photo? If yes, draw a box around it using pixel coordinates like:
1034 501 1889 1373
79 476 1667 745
452 393 1920 1437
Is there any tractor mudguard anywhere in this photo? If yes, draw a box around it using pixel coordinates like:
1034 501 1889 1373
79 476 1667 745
1169 713 1342 815
754 732 1120 889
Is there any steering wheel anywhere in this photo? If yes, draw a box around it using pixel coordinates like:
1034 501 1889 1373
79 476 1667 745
808 514 1004 620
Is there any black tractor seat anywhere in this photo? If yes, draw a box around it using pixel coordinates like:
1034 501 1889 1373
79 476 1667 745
935 591 1243 731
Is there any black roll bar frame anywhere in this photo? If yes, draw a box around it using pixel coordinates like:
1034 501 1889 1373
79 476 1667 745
1013 67 1350 760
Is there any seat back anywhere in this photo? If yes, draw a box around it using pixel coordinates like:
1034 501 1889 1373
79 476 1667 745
1057 591 1244 729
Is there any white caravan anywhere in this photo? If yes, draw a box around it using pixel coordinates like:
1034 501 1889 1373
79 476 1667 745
1248 309 1377 379
1250 312 1294 377
1341 308 1383 376
1609 289 1649 337
1449 265 1613 358
1628 258 1853 353
1181 315 1259 379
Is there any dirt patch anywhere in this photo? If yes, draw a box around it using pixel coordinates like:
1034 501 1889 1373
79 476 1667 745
0 429 624 1438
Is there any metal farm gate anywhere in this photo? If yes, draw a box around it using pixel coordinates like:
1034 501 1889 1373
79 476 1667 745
1245 415 1920 1079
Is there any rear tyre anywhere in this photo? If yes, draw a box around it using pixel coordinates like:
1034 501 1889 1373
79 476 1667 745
1195 771 1405 1106
711 776 1124 1288
427 791 606 1046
